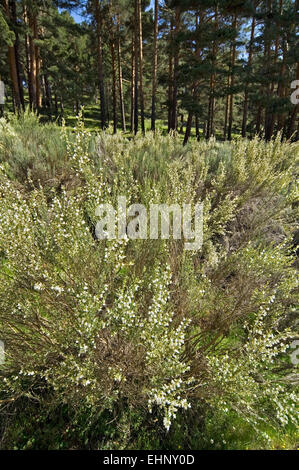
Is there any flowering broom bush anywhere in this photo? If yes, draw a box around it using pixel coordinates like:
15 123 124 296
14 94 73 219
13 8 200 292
0 113 298 449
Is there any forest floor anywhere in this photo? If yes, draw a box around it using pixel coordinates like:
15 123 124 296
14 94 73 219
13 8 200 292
4 95 237 141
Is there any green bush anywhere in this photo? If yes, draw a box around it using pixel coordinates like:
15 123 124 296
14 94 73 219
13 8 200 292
0 110 71 193
0 113 298 449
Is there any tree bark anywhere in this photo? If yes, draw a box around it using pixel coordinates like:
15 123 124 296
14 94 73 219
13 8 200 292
242 11 256 138
167 16 174 132
54 93 58 116
44 73 52 109
227 13 237 141
224 92 229 139
276 37 287 132
183 112 193 145
206 8 218 139
10 0 25 110
117 14 126 132
151 0 158 131
4 0 21 111
264 0 274 140
34 17 42 109
183 12 203 145
26 6 37 110
195 115 200 141
110 39 117 134
266 0 283 139
130 27 135 132
286 62 299 140
134 0 139 135
170 6 181 131
24 12 33 108
95 0 107 129
137 0 145 134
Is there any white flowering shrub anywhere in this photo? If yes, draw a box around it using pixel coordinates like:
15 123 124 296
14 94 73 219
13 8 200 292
0 113 298 449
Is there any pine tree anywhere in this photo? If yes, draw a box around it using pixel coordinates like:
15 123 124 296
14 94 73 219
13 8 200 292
151 0 158 131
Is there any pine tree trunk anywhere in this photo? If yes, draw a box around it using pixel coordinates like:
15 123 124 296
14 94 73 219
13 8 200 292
44 73 52 109
7 45 21 111
264 0 274 140
54 93 58 116
106 81 110 124
134 0 139 135
256 106 263 135
137 0 145 134
24 15 33 108
206 76 215 139
242 12 256 138
227 13 237 141
277 38 286 132
110 39 117 134
4 0 21 111
60 95 64 116
183 13 203 145
10 84 16 113
151 0 158 131
170 6 181 131
179 113 184 134
26 10 41 110
286 0 299 139
33 16 42 109
10 0 25 110
224 91 229 139
130 27 135 133
286 62 299 140
183 112 193 145
206 8 218 139
195 115 200 141
117 15 126 132
167 17 174 132
194 13 203 142
95 0 107 129
267 0 282 139
27 7 37 110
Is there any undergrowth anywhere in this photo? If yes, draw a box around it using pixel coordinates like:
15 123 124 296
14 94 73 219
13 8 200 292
0 112 298 450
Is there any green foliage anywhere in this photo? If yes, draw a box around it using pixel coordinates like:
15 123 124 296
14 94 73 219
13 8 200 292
0 9 15 46
0 110 70 192
0 113 298 449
